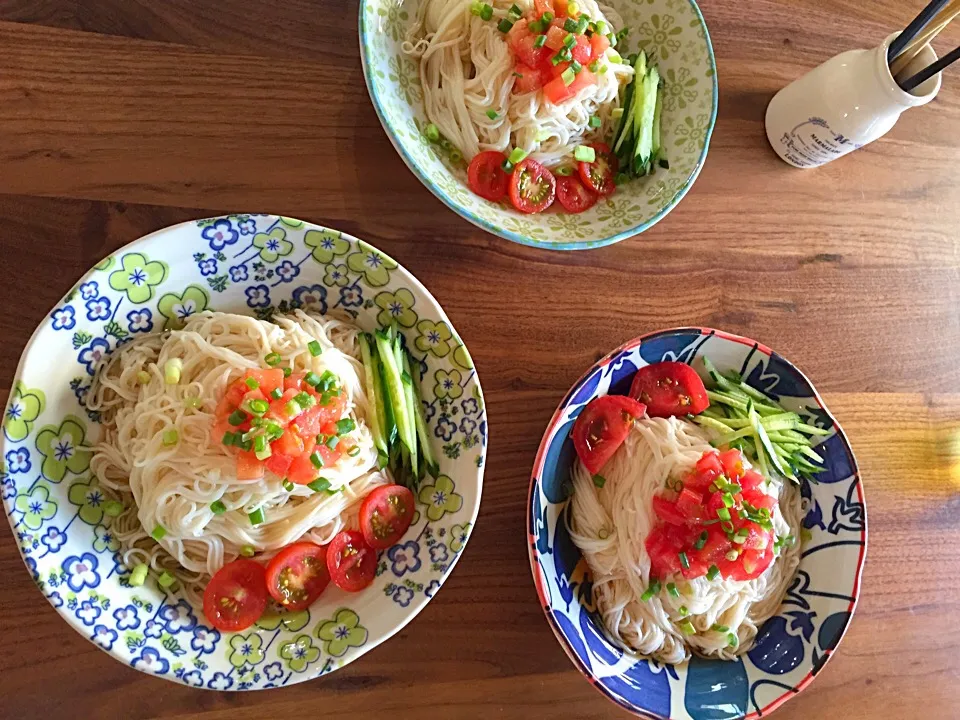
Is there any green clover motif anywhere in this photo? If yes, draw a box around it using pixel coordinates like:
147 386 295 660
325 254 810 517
108 252 168 304
450 523 471 553
228 632 264 668
278 217 304 228
280 634 321 672
93 523 120 553
374 289 417 328
433 369 463 400
322 263 350 288
304 229 350 265
67 475 105 526
418 475 463 521
346 246 398 287
14 484 57 531
4 382 45 442
453 344 474 371
316 609 368 657
415 319 453 357
157 285 210 331
253 227 294 263
35 415 91 482
255 609 310 632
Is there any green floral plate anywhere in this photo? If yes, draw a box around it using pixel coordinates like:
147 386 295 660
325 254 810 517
359 0 717 250
1 215 486 690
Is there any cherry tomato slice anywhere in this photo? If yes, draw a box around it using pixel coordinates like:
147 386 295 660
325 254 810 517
360 485 416 550
629 361 710 417
572 395 647 474
326 530 377 592
578 142 618 196
202 558 269 632
509 158 556 213
468 151 511 202
264 542 330 611
556 174 598 213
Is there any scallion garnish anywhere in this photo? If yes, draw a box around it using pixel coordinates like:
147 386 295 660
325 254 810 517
184 396 203 409
336 417 356 435
348 446 361 457
722 492 735 508
247 398 269 415
310 451 324 469
679 605 689 616
588 114 601 128
228 410 247 426
508 3 522 18
284 399 301 418
508 147 528 164
480 3 493 21
706 564 720 581
640 579 660 602
248 508 265 526
326 435 340 450
575 16 589 34
136 370 151 384
293 392 315 409
501 159 515 172
103 500 124 517
679 620 697 635
596 20 608 35
470 0 483 16
151 524 167 542
533 34 546 48
269 387 283 400
563 32 576 48
573 145 595 162
542 11 554 22
222 431 238 447
485 109 499 120
158 571 176 588
667 582 680 598
129 563 148 587
497 18 514 33
240 545 255 558
725 549 740 561
728 633 738 648
264 352 282 366
717 507 732 521
563 17 577 32
163 358 183 385
162 429 179 446
678 551 690 569
528 18 545 33
694 531 707 550
245 377 259 390
210 500 227 514
593 474 606 488
561 67 576 86
555 166 573 176
308 477 331 492
598 63 608 74
282 479 294 492
283 366 293 378
712 624 730 633
570 59 582 73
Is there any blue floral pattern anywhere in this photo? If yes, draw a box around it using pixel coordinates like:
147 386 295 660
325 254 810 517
201 219 239 251
51 306 76 330
126 309 153 333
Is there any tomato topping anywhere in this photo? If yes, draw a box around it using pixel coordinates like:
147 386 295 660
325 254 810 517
327 530 377 592
556 174 598 213
553 0 570 16
589 32 610 57
740 469 764 491
543 68 596 104
202 558 268 632
572 395 647 474
236 451 265 480
534 0 555 14
246 368 284 398
360 485 416 549
570 34 593 64
629 361 710 417
653 496 687 526
264 453 293 478
468 151 511 202
265 542 330 611
578 142 618 196
509 158 556 214
513 33 549 69
544 25 566 51
513 63 544 93
718 449 745 479
675 487 706 522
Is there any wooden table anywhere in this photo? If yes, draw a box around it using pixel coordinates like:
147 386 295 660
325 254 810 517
1 1 959 718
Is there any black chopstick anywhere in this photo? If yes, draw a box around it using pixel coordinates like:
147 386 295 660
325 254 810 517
888 0 953 61
899 43 960 91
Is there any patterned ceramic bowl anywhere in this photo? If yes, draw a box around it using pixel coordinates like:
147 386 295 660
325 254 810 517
528 328 866 718
359 0 717 250
1 215 486 690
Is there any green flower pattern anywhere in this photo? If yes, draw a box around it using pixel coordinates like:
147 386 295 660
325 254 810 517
279 635 321 672
4 382 45 442
418 475 463 521
35 415 91 482
108 252 168 304
228 633 264 668
14 484 57 530
324 263 350 287
256 610 311 632
317 609 368 657
415 319 453 357
304 229 350 265
387 54 421 106
433 370 463 400
637 14 683 60
347 244 398 287
450 523 471 553
374 289 417 328
253 228 294 263
67 475 105 526
157 285 210 330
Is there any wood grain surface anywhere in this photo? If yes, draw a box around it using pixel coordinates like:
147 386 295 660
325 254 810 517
1 1 959 718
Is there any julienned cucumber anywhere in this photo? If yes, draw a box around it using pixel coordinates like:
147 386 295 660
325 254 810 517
612 51 665 179
362 327 440 489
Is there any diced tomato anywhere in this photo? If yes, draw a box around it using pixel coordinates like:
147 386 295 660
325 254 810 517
645 527 683 577
675 488 705 522
738 547 774 580
743 487 777 511
680 553 710 580
273 431 304 458
534 0 554 14
284 372 305 391
544 25 566 51
514 33 549 68
546 60 569 80
223 380 247 409
236 451 265 480
267 388 300 423
245 368 284 398
316 442 342 467
740 469 764 491
589 32 610 57
264 453 293 478
513 63 544 93
653 496 687 526
570 34 592 64
554 0 570 16
691 525 731 565
543 68 596 104
629 361 711 417
287 453 319 485
571 395 647 474
718 449 745 479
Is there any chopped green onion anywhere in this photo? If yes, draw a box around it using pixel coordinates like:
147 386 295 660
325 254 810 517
221 431 238 446
596 20 608 35
245 377 259 390
151 524 167 542
308 477 331 492
712 624 730 633
679 605 689 616
210 500 227 514
508 3 522 18
282 479 295 492
608 49 622 63
162 429 179 447
561 67 576 86
501 159 514 172
129 564 148 587
348 446 361 457
717 507 732 521
667 582 680 598
508 147 528 164
267 422 284 440
240 545 255 558
264 352 282 366
725 549 740 561
640 580 660 602
326 435 340 450
575 16 589 34
303 371 320 387
534 34 546 48
563 32 576 48
284 400 301 417
721 520 735 533
542 11 554 22
310 451 324 469
136 370 151 384
163 358 183 385
608 32 617 47
570 59 583 73
103 500 124 517
336 418 356 435
158 571 176 588
247 398 270 415
228 410 248 426
470 0 483 15
588 61 600 73
679 620 697 635
480 3 493 21
497 18 514 33
184 396 203 409
598 63 608 74
293 392 315 409
485 109 499 121
707 564 720 581
573 145 595 162
254 435 268 453
269 387 283 400
728 633 739 648
528 18 545 33
694 531 707 550
593 474 606 488
563 18 577 32
678 551 690 569
722 493 735 508
307 340 323 356
536 129 551 142
283 366 293 378
555 166 573 176
248 508 265 526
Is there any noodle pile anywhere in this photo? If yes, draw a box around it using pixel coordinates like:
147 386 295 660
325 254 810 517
403 0 634 166
568 417 802 663
87 311 390 606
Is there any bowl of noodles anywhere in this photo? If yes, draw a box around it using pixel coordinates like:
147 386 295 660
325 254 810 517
359 0 717 250
528 328 866 718
1 215 486 689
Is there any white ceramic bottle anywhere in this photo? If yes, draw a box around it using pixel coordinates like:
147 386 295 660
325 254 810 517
765 33 941 168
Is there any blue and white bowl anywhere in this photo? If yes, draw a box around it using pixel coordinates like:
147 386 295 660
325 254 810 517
528 328 866 718
1 215 486 690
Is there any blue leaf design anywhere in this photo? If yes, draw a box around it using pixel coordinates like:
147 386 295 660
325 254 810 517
599 658 671 717
552 610 591 674
685 654 749 718
747 617 805 675
638 329 706 365
579 608 621 665
606 355 638 396
540 418 576 504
